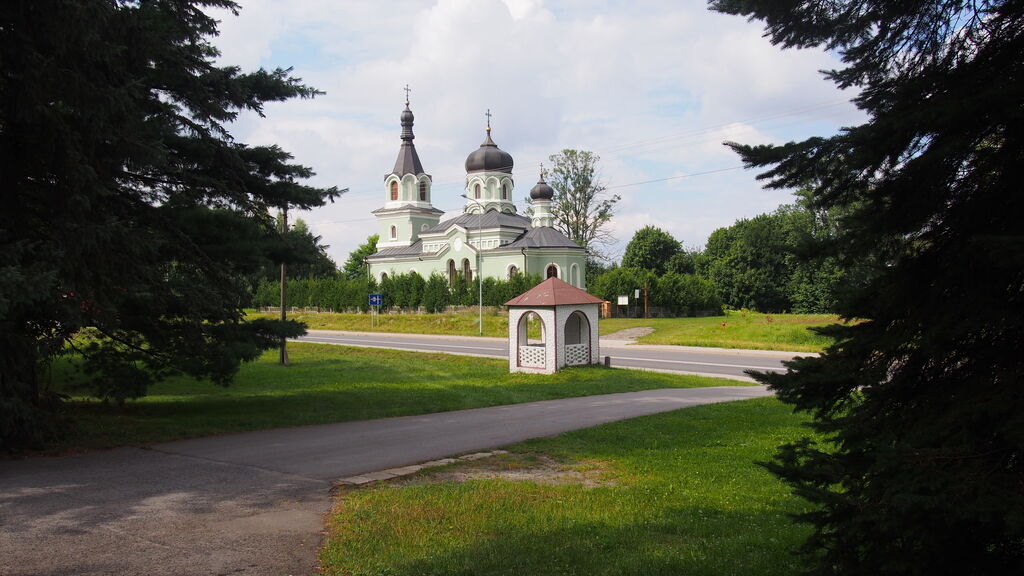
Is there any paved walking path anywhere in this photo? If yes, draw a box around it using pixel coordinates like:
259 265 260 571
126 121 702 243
1 386 770 576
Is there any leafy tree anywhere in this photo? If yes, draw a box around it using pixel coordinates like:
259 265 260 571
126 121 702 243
621 226 681 274
545 150 620 260
702 212 795 312
654 273 721 316
584 258 610 283
664 249 697 276
257 217 336 283
713 0 1024 573
589 267 656 314
342 234 378 280
0 1 339 448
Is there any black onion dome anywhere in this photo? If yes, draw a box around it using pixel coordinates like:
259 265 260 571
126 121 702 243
530 176 554 200
399 103 415 140
465 130 514 174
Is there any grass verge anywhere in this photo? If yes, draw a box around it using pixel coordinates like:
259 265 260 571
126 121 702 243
48 343 747 452
247 308 840 352
320 397 812 575
601 309 841 352
247 308 511 337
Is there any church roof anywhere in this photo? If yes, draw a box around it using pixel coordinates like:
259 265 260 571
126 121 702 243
367 240 423 259
505 277 604 307
503 226 582 250
465 129 513 174
422 210 530 234
390 102 426 177
529 175 554 200
372 204 444 215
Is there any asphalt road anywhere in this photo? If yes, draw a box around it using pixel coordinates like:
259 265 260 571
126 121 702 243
297 329 802 381
1 387 770 576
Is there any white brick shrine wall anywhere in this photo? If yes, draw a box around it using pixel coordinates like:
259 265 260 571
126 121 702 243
518 345 546 368
555 304 601 369
565 343 589 366
508 307 556 374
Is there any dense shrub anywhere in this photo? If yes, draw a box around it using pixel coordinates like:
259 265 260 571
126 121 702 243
655 273 722 316
588 268 721 317
252 272 542 312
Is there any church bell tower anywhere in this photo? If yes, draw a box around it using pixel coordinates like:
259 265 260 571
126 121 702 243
374 87 443 249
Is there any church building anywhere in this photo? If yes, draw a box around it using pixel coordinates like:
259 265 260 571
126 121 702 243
366 97 588 288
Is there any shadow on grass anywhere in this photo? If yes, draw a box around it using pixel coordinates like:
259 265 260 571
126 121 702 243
51 344 743 451
323 495 810 576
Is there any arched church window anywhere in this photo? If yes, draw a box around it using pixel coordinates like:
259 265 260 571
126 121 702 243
419 181 427 201
463 258 472 284
546 264 558 279
390 225 397 239
502 184 507 200
508 265 519 279
447 259 456 286
390 181 398 201
474 183 481 199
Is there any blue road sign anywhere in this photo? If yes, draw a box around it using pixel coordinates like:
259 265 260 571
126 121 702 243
369 293 382 306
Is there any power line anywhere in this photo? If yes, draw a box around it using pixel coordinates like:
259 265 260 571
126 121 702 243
305 165 746 227
605 165 745 190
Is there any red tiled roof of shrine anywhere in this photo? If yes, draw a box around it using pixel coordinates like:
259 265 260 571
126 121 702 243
504 277 604 307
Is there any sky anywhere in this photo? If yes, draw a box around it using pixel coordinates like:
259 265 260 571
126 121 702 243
208 0 865 265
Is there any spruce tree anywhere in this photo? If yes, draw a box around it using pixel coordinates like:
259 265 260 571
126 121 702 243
0 1 339 448
711 1 1024 572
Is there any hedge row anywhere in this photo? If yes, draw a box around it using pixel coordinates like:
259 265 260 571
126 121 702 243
251 272 544 312
589 268 722 316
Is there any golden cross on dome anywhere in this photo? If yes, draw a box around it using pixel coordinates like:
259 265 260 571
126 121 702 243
403 84 411 104
485 108 492 132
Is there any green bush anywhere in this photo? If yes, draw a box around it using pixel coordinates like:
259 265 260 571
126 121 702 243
655 273 722 316
251 272 542 313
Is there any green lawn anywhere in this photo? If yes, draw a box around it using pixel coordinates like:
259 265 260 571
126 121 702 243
601 309 841 352
321 397 813 575
247 308 511 337
247 308 840 352
48 343 746 452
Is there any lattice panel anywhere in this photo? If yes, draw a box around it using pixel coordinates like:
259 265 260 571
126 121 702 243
518 345 546 368
565 343 590 366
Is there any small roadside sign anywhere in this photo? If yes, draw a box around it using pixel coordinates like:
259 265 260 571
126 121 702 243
617 295 629 306
369 293 382 306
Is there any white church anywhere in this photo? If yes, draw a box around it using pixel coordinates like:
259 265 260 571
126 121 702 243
366 97 588 288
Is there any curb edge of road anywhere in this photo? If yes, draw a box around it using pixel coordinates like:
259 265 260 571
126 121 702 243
304 329 814 358
295 337 760 383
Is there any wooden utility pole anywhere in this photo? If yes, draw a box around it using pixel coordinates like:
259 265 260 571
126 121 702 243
643 282 649 319
279 206 289 366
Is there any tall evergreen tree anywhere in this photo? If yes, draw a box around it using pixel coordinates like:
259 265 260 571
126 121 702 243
712 0 1024 573
0 0 339 449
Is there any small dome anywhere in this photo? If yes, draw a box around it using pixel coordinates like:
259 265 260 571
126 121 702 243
465 130 513 174
530 176 554 200
400 106 414 124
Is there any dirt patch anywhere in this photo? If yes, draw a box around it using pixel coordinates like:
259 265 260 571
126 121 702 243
602 327 654 341
393 454 618 489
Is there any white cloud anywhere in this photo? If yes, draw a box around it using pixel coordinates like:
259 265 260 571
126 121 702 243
209 0 864 264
